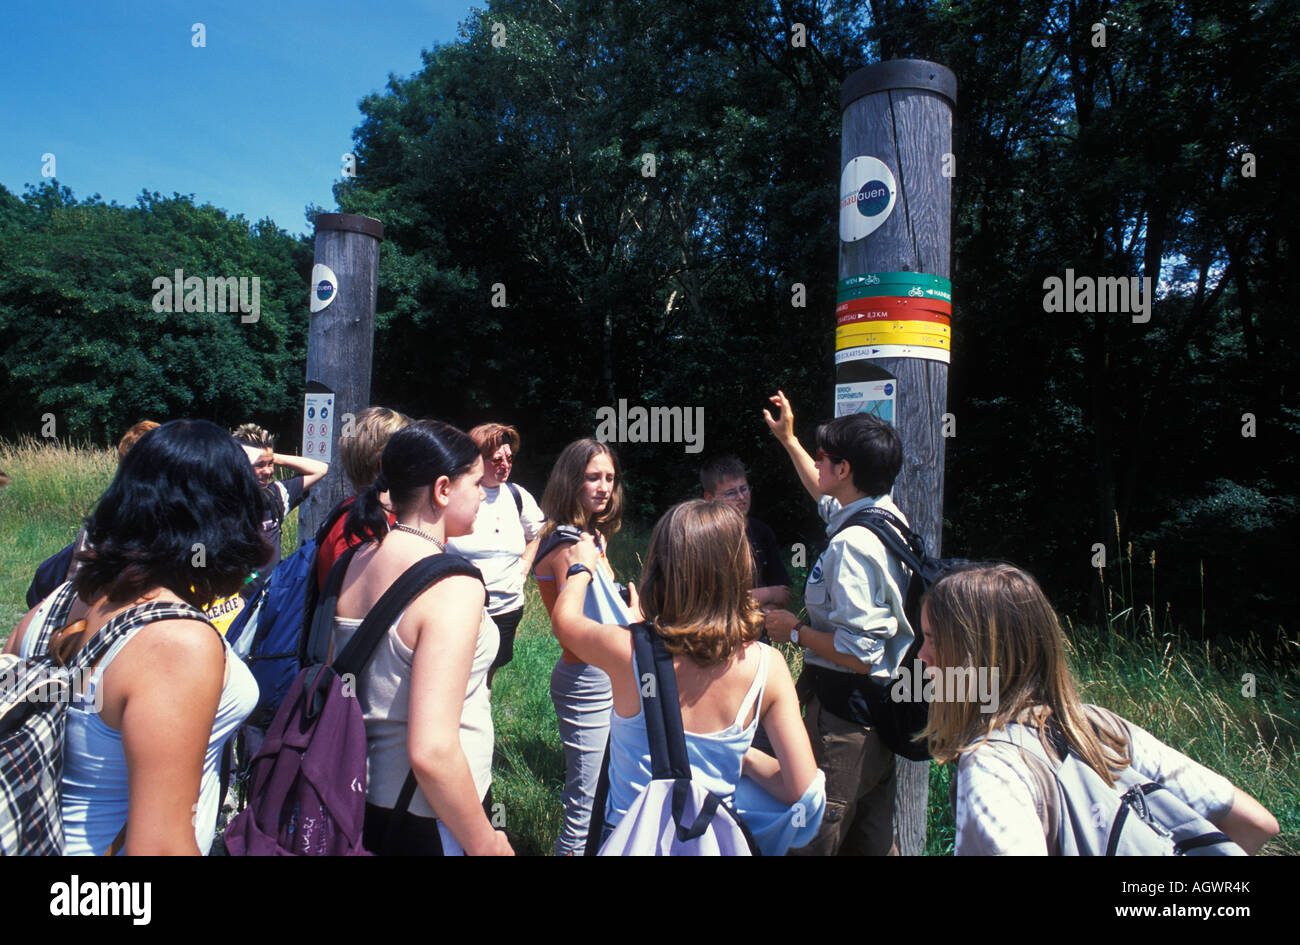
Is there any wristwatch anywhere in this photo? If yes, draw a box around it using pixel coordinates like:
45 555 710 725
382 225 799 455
566 563 593 579
791 622 804 645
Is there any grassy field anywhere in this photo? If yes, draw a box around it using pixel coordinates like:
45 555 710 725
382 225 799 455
2 439 1295 855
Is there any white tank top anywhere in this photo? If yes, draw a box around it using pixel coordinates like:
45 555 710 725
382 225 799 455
330 605 498 818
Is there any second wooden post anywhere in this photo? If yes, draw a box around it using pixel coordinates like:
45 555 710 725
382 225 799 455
836 59 956 857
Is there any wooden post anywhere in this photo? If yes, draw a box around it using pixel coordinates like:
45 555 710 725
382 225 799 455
298 213 383 544
837 60 956 856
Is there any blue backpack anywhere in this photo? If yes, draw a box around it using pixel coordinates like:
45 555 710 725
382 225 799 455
227 499 352 725
227 539 318 726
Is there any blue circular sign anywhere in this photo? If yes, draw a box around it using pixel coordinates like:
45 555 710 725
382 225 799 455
857 181 890 217
884 383 894 396
316 280 333 301
307 406 316 419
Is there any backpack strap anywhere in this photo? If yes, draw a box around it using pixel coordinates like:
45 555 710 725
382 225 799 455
534 524 584 572
632 621 735 844
300 543 364 668
28 582 81 660
507 482 522 515
584 742 614 856
971 730 1062 854
331 552 485 678
631 622 691 780
834 507 927 578
268 480 291 528
43 594 213 680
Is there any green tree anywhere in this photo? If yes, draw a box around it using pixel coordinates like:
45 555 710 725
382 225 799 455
0 183 312 442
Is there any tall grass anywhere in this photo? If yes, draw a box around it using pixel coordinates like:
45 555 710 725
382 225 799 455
0 437 302 631
1067 620 1297 854
0 437 116 626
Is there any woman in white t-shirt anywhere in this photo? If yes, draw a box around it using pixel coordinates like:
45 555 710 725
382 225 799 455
915 563 1279 855
447 423 544 687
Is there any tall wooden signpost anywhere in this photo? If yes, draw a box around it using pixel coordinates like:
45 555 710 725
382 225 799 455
298 213 383 542
836 60 956 856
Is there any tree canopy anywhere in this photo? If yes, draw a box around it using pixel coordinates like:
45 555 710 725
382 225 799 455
0 184 312 443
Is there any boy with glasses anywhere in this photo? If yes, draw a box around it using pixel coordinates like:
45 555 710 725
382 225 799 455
700 456 791 610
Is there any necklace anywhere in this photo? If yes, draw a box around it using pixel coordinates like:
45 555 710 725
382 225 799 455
392 522 446 552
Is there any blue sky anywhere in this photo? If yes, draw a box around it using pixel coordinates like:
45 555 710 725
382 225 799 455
0 1 479 236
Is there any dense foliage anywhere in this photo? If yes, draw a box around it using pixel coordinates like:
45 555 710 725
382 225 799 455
0 185 312 443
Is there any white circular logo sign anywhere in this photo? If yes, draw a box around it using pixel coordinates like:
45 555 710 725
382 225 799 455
310 263 339 313
839 156 897 242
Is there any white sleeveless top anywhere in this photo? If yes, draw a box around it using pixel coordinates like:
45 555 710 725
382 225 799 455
331 604 498 818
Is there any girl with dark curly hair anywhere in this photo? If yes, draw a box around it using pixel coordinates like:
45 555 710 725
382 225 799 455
5 420 263 854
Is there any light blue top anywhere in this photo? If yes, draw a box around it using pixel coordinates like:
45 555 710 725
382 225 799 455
22 587 258 855
535 532 637 626
605 643 770 830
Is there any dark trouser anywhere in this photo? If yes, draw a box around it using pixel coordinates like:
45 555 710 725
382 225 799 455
363 803 445 856
487 607 524 687
750 720 776 756
789 682 898 857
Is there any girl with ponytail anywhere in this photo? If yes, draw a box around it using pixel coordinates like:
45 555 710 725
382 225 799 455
332 419 513 855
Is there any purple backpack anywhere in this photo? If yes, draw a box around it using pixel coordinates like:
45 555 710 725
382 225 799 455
224 546 484 855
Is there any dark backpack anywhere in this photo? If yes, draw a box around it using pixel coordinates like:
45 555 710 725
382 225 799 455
25 528 90 609
810 506 967 762
585 622 760 856
224 545 486 856
534 523 583 569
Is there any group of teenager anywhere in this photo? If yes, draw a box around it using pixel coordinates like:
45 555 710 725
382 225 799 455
6 392 1280 855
